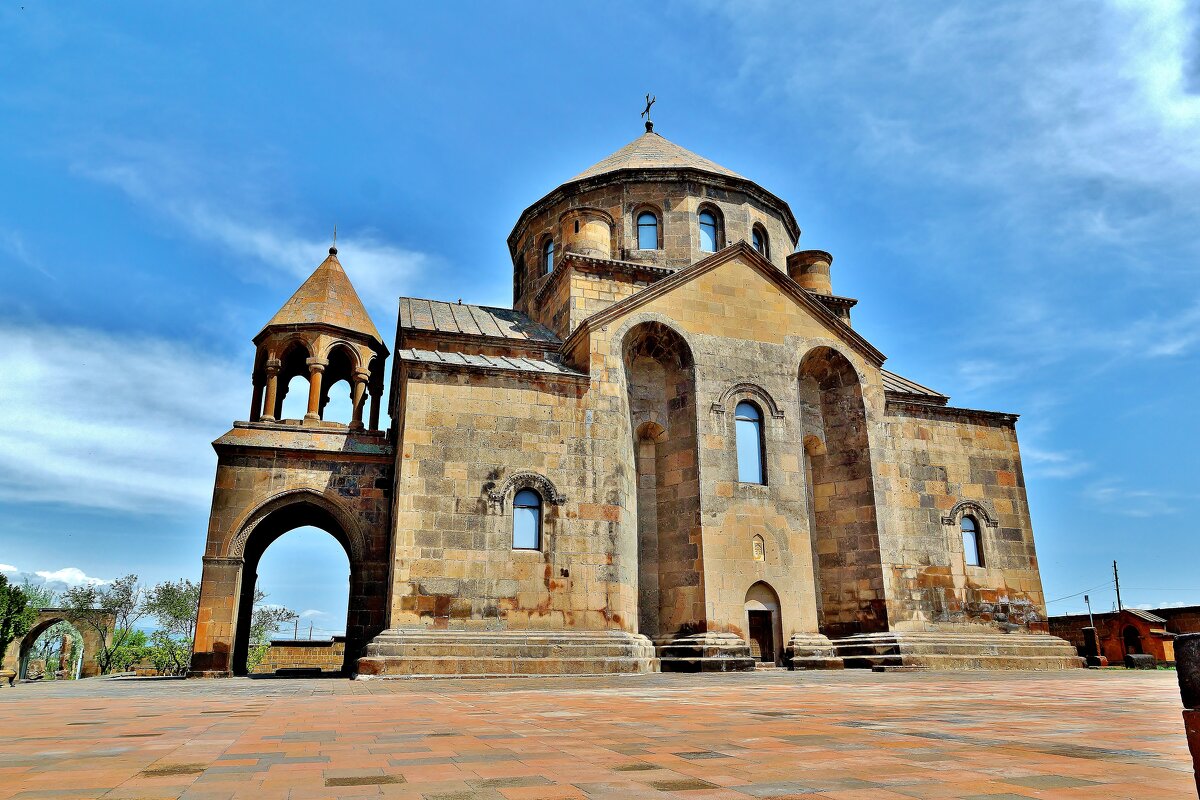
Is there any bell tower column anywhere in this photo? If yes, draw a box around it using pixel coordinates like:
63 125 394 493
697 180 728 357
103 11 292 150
260 359 281 422
304 358 328 421
350 368 370 430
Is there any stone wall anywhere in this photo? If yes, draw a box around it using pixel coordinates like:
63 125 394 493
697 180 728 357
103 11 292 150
388 364 636 633
875 401 1047 633
251 637 346 674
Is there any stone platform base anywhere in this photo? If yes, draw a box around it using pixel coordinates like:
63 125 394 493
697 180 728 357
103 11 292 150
785 633 844 670
355 630 657 678
656 632 756 672
833 631 1084 671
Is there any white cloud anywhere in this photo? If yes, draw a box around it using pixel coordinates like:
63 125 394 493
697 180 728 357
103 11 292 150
299 609 326 618
0 563 17 573
33 567 110 586
0 322 243 513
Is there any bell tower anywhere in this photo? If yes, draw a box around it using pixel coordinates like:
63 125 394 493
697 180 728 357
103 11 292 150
190 247 394 678
249 246 389 430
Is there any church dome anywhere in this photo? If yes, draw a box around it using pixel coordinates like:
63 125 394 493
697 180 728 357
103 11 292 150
567 129 744 183
508 125 801 314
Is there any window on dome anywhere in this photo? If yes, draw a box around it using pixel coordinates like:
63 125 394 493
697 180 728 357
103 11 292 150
752 224 769 259
542 238 554 274
637 211 659 250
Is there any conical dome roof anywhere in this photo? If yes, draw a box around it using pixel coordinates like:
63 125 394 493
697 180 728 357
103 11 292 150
569 129 743 183
257 248 384 345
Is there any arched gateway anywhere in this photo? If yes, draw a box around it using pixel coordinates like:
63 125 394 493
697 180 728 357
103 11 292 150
3 609 113 679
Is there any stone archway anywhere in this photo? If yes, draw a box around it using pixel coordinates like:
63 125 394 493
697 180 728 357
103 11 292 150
3 609 113 679
191 490 382 677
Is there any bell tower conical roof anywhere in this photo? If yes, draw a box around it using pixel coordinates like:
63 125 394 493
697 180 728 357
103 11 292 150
256 247 384 346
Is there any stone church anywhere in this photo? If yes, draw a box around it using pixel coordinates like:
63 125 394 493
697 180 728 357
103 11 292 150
189 122 1081 677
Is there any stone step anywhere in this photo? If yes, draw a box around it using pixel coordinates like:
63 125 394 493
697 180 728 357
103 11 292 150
833 631 1083 671
356 629 658 678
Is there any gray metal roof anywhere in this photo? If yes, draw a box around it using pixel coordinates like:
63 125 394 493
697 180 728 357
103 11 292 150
399 298 561 344
1127 608 1168 624
397 348 587 378
881 369 949 403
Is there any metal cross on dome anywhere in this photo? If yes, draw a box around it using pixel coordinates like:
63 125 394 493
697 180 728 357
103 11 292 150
641 93 656 122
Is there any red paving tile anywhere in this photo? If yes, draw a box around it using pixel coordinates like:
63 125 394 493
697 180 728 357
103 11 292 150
0 670 1191 799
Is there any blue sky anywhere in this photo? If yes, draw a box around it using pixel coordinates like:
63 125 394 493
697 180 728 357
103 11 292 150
1 1 1198 634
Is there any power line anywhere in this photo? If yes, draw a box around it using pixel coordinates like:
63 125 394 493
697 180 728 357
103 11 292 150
1045 580 1115 605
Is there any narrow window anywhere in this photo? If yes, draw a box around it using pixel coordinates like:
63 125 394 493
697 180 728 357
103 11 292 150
735 401 765 484
752 225 769 259
637 211 659 250
513 489 542 550
699 210 718 252
961 516 982 567
542 238 555 274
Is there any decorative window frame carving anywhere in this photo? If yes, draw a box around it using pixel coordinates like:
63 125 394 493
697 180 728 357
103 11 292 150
487 471 567 508
711 382 785 419
941 500 999 528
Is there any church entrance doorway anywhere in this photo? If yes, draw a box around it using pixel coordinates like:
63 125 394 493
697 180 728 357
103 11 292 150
744 582 783 666
747 611 773 663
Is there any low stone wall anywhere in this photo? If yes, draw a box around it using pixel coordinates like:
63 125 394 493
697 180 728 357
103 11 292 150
251 637 346 674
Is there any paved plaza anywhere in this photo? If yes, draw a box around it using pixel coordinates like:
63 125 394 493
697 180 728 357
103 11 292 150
0 670 1192 799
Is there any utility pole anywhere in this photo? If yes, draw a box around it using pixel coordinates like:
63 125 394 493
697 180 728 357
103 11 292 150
1085 594 1095 630
1113 560 1123 613
294 618 299 639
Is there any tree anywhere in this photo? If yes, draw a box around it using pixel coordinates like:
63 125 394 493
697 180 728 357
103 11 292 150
143 579 200 676
0 575 38 666
60 574 147 675
107 629 150 672
247 590 297 672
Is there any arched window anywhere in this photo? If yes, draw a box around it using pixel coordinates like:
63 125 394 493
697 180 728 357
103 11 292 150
961 516 983 566
512 489 542 550
636 211 659 250
735 401 765 484
752 224 769 259
699 209 720 252
542 238 555 275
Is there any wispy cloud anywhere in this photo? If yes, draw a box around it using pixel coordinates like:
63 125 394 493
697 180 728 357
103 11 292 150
70 140 433 319
1022 446 1090 480
0 322 243 513
1083 480 1183 518
0 228 56 281
299 609 326 618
